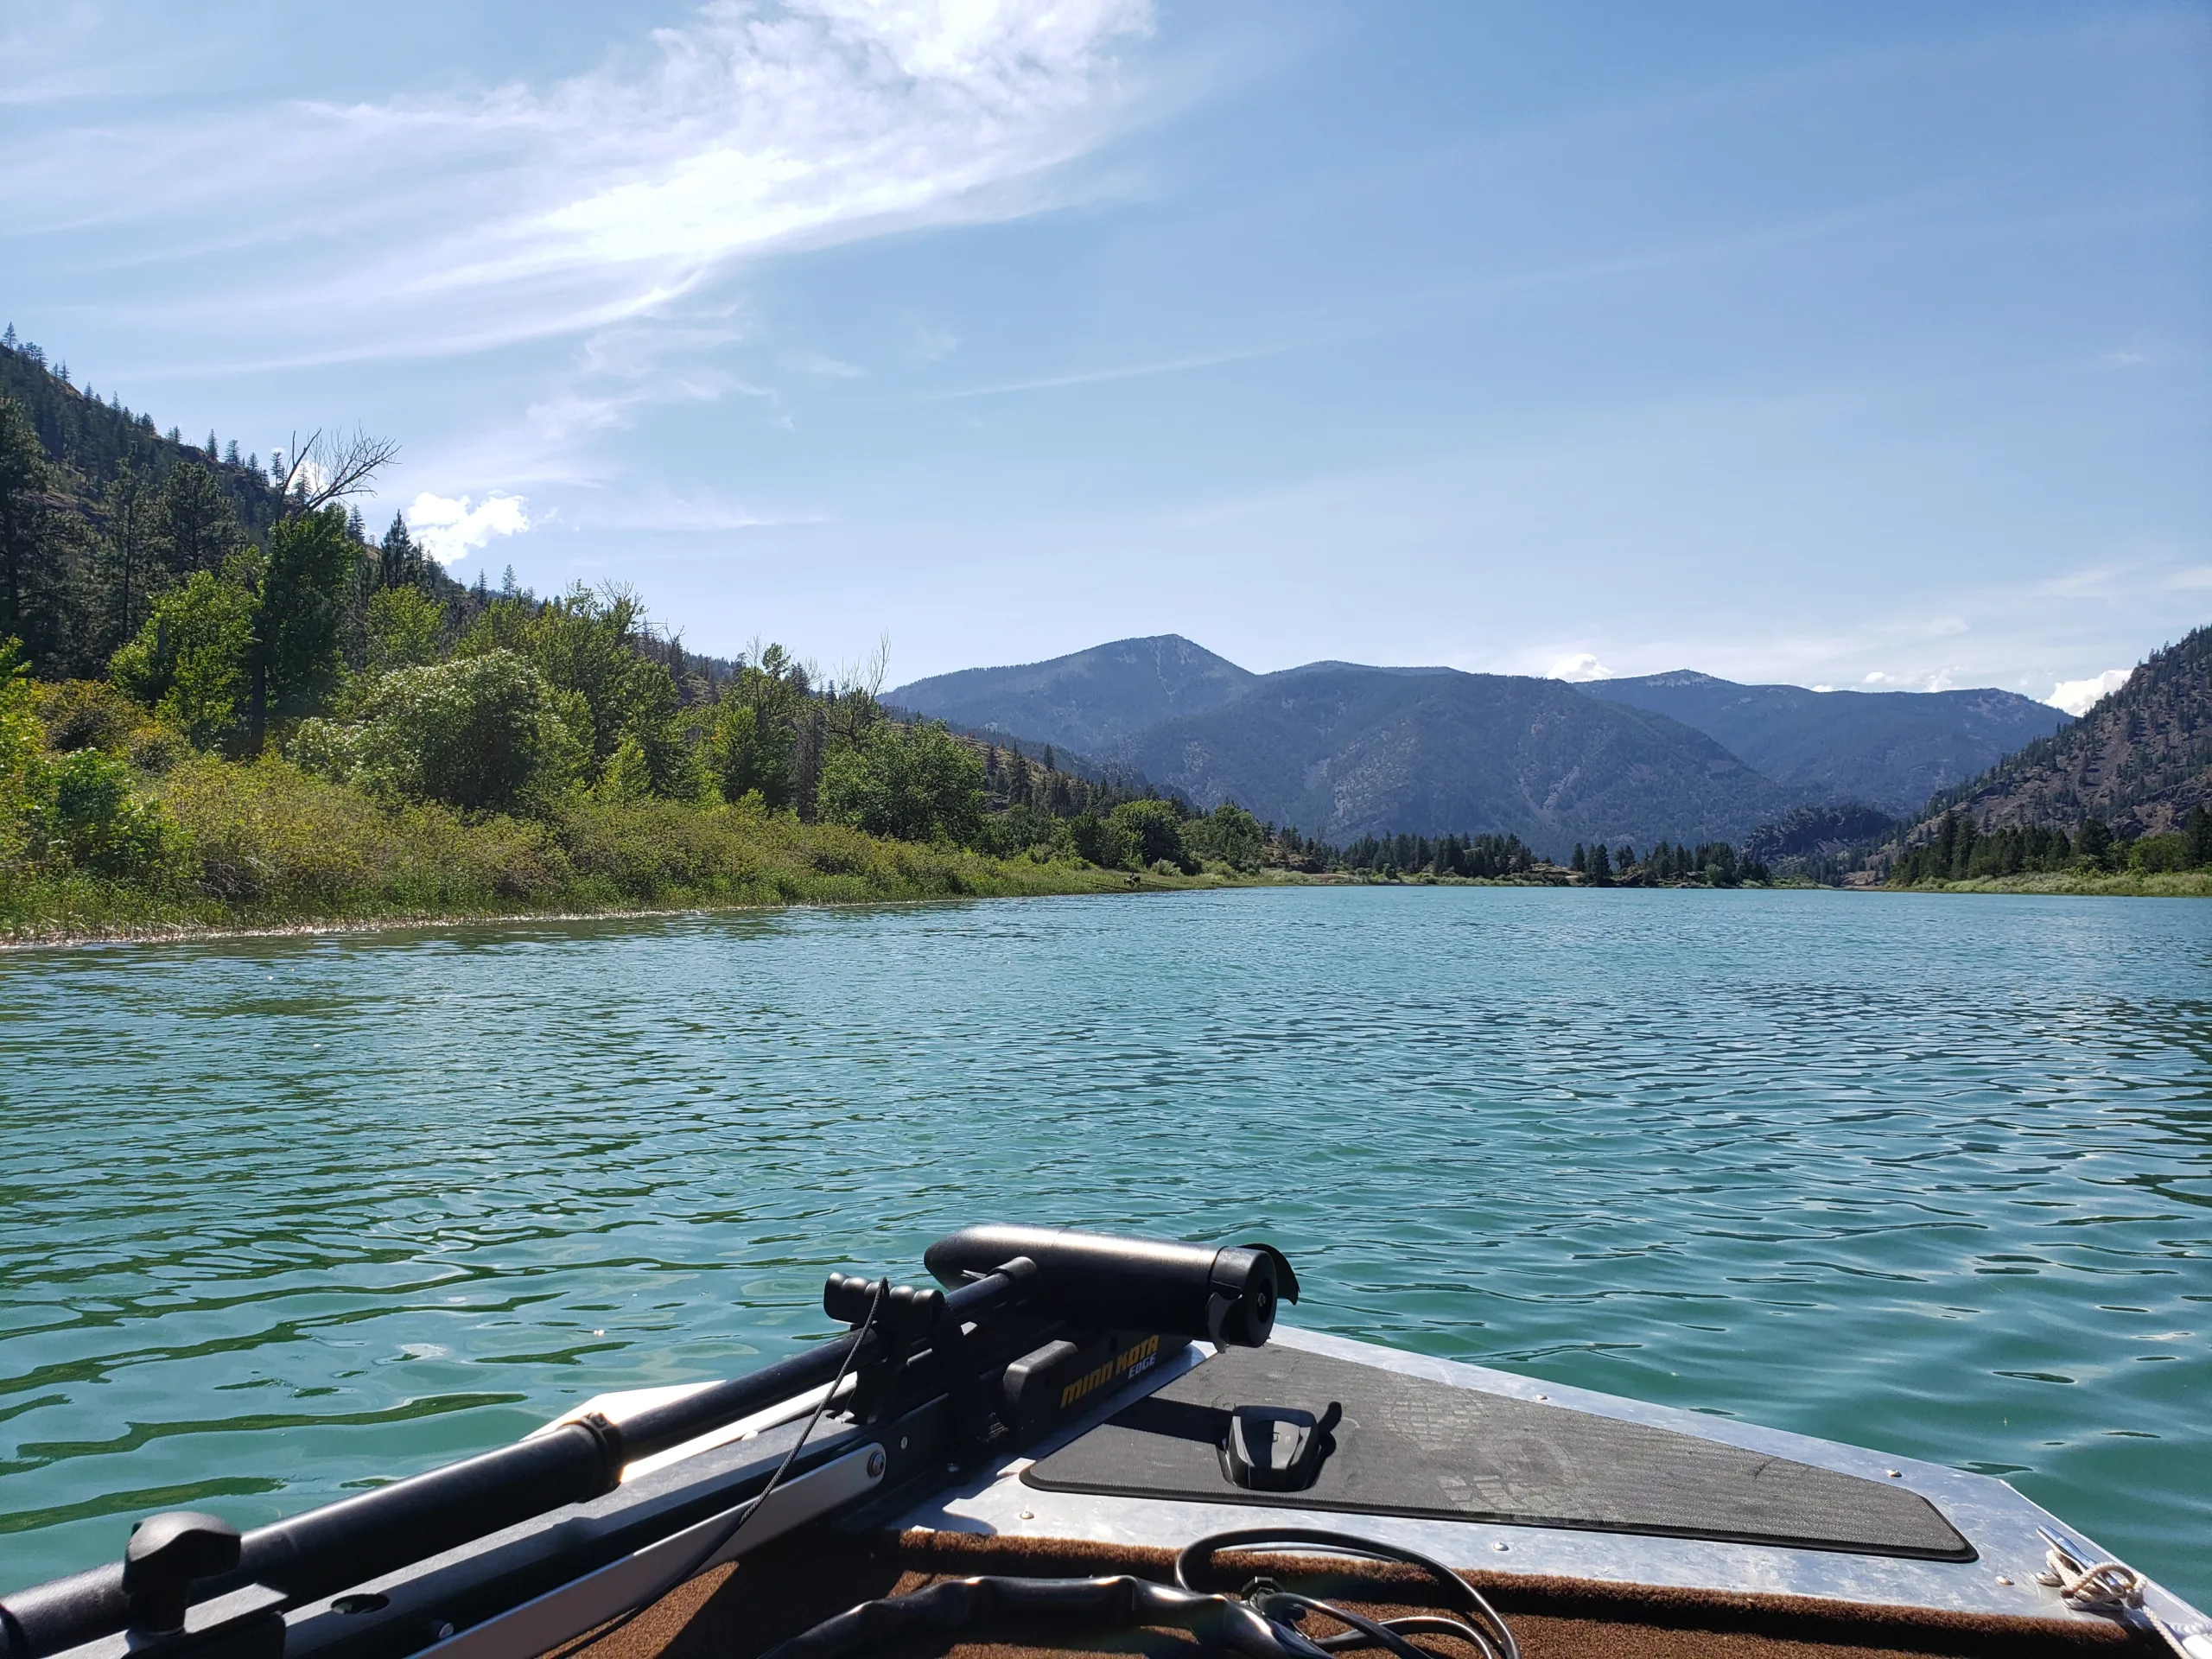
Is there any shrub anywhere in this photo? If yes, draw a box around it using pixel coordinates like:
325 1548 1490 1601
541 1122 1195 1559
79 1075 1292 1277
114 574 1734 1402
2127 833 2192 874
1065 812 1131 869
338 651 585 812
365 585 447 670
1 639 44 868
158 754 565 907
109 569 256 747
817 721 983 843
1185 801 1264 871
35 680 143 753
40 748 171 876
1112 798 1198 874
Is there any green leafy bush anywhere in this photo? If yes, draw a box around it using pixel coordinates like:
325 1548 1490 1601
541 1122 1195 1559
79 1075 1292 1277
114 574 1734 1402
1065 811 1131 869
40 747 170 875
1185 801 1265 871
365 585 447 670
108 568 257 747
34 679 144 753
159 754 566 906
306 650 585 812
1111 798 1198 874
817 720 983 843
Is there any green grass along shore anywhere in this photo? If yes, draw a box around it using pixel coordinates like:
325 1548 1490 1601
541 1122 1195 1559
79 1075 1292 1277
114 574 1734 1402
1878 869 2212 898
0 755 1324 948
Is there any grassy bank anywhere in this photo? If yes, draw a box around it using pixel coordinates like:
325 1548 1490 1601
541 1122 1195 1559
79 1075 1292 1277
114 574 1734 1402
1885 870 2212 898
0 755 1280 947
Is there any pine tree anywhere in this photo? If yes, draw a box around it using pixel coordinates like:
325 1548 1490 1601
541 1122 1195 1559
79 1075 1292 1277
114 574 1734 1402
207 430 218 459
2187 805 2212 870
1 324 15 351
1571 843 1586 873
1589 842 1612 883
378 512 421 589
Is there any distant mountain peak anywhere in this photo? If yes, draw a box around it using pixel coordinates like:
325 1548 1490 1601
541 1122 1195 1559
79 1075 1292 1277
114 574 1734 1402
1607 670 1728 688
887 634 1255 755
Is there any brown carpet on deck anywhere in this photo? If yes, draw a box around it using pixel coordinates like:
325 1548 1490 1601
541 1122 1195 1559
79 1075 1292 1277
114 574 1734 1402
550 1528 2148 1659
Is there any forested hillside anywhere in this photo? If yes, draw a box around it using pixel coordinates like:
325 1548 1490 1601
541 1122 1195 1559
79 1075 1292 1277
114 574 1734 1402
1880 626 2212 886
1579 671 2068 814
1123 662 1806 850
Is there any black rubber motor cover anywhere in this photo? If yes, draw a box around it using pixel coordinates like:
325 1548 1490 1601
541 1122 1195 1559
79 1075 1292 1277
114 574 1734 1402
924 1225 1293 1348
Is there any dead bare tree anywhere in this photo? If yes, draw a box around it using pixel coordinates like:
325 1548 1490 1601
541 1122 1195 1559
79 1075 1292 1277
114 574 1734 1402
273 425 400 518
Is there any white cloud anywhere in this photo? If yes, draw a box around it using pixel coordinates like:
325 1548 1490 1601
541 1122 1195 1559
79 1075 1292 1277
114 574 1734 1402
1547 652 1612 683
1863 665 1959 692
4 1 1154 360
2164 565 2212 590
2047 668 2130 716
408 491 531 564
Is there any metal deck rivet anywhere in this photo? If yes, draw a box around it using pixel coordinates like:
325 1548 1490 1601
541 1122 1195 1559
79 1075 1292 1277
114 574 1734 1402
1995 1577 2013 1586
1018 1510 1034 1521
1491 1541 1509 1552
1533 1395 1548 1402
1885 1469 1901 1478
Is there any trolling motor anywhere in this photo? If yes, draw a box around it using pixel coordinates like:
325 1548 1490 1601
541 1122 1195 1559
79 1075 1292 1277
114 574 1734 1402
0 1226 1295 1659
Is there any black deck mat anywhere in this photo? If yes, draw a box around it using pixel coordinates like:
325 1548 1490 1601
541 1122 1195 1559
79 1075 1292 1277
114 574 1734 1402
1023 1345 1974 1560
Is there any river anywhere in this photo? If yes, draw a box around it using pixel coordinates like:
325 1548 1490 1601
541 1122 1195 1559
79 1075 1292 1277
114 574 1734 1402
3 887 2206 1599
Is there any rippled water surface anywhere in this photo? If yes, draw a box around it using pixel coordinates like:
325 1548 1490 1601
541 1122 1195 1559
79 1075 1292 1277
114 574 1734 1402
3 888 2208 1599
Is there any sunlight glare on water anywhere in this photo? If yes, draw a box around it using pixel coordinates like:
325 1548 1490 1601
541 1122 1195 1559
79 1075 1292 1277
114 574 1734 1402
1 887 2207 1599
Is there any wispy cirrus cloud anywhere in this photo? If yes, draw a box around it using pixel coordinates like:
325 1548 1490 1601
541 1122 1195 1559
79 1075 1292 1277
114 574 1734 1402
4 0 1154 365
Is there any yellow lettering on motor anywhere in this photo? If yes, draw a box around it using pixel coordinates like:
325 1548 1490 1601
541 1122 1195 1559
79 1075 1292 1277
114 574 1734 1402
1113 1335 1160 1376
1055 1336 1165 1410
1058 1360 1114 1408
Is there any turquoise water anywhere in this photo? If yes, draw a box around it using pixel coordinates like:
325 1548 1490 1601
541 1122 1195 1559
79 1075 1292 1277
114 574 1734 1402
3 888 2208 1601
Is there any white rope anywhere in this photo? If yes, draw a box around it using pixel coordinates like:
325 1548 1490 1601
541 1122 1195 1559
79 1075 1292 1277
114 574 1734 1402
2035 1544 2144 1614
2035 1529 2212 1659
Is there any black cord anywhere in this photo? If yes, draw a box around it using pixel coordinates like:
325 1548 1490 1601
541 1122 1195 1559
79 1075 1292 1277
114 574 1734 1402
760 1523 1520 1659
540 1280 888 1659
1177 1528 1518 1659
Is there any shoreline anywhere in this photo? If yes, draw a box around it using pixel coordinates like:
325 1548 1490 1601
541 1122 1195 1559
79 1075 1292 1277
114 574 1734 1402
9 865 2204 953
0 868 1323 952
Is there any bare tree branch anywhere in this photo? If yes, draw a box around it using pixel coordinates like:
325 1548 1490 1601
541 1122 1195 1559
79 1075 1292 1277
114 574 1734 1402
275 425 399 518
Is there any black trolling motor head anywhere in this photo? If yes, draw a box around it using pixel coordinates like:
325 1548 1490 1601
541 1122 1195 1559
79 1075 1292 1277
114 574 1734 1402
922 1224 1298 1348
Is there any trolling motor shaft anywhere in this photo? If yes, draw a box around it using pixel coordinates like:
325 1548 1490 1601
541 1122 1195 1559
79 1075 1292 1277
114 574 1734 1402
1 1228 1288 1659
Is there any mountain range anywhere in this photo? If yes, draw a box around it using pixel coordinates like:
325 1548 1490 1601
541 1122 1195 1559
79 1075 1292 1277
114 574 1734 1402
1579 671 2067 815
889 637 2070 853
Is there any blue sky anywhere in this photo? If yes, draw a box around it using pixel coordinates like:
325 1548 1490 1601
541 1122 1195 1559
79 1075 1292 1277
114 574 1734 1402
4 2 2206 709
